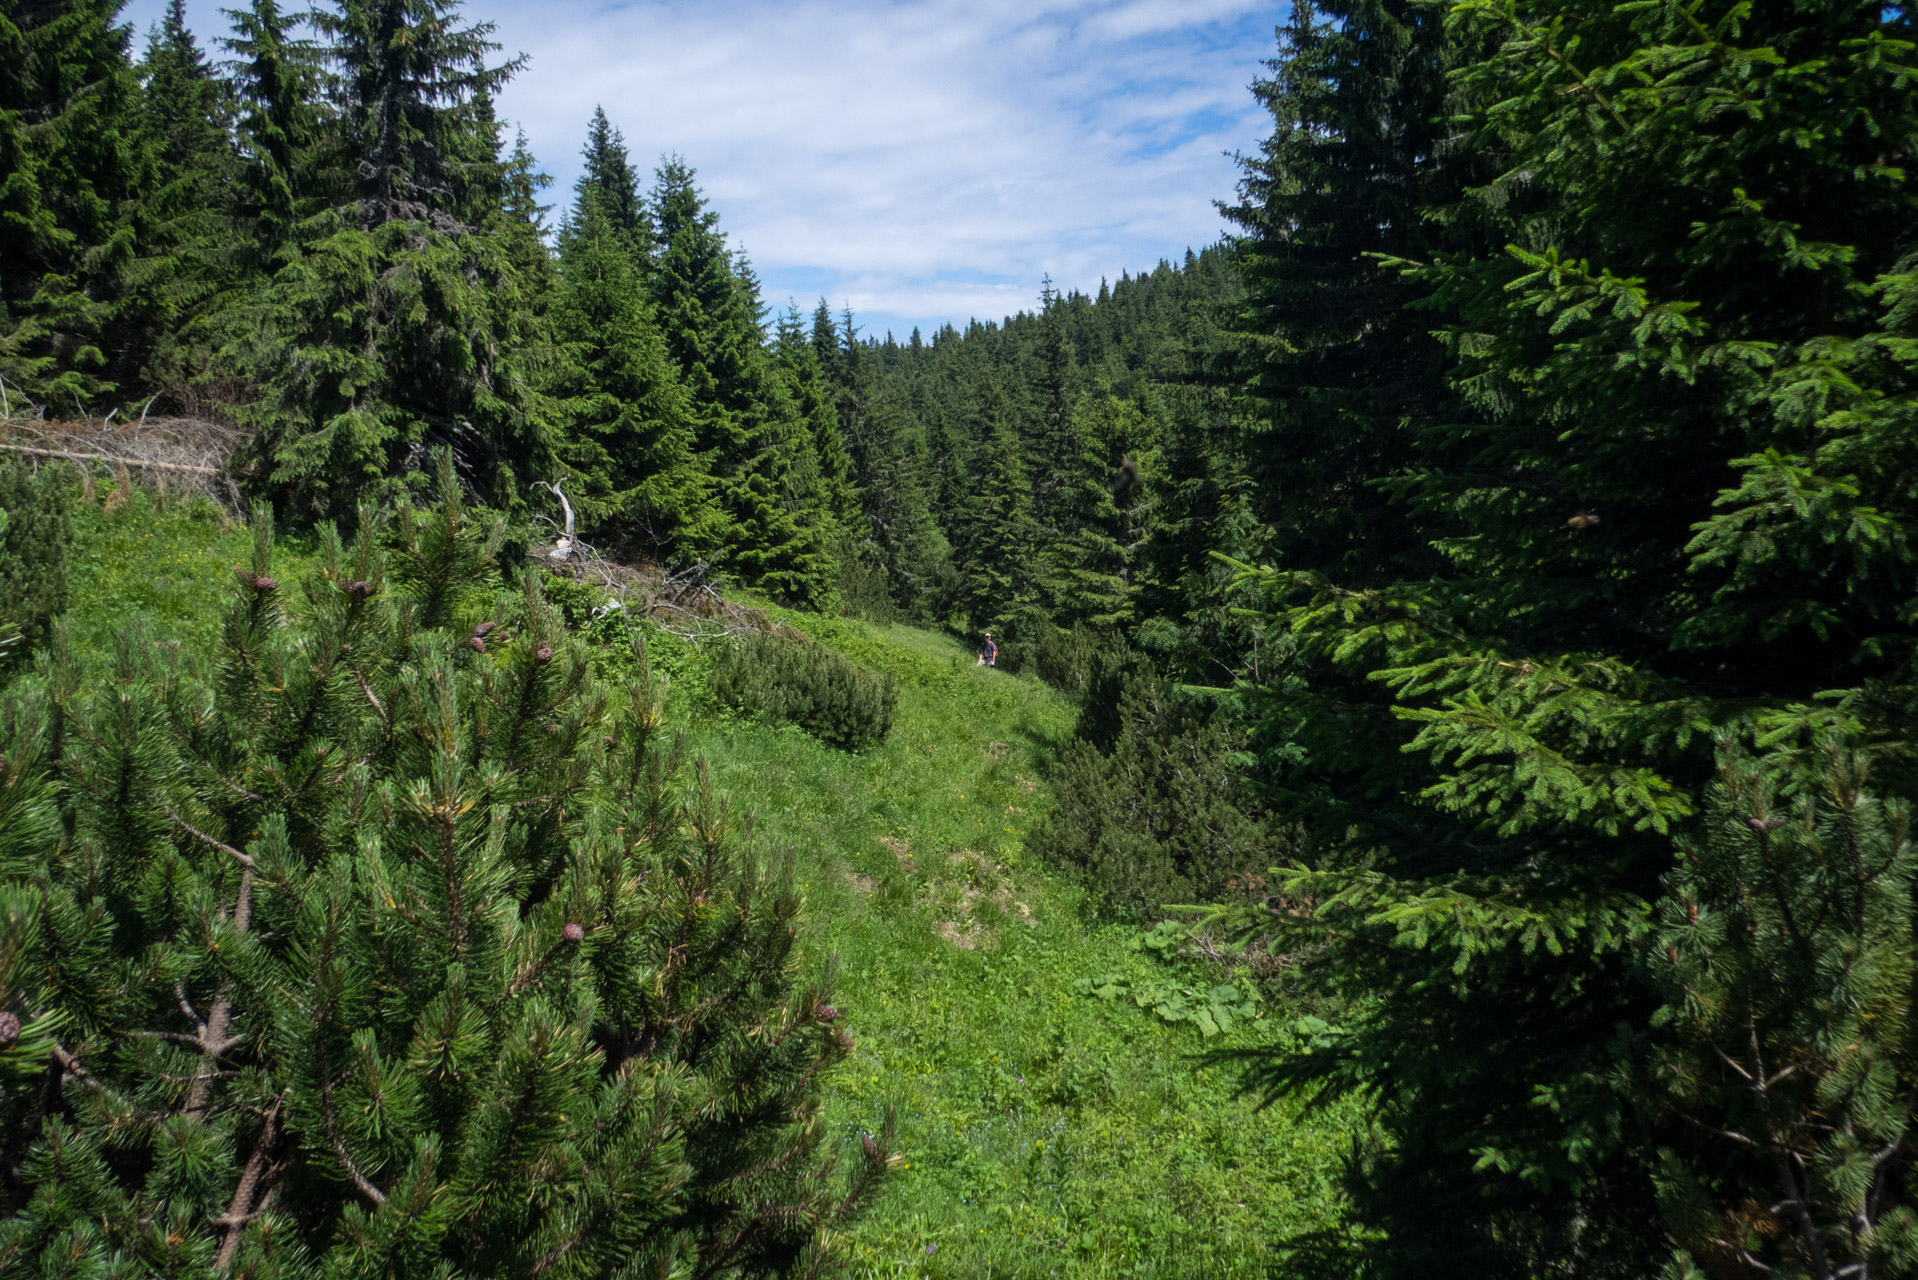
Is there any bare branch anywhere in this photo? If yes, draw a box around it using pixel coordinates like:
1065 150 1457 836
167 813 255 868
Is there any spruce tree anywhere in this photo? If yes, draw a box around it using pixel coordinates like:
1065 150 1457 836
1209 2 1918 1274
0 457 892 1274
551 182 713 556
850 387 947 618
492 125 554 280
810 298 845 388
1042 393 1139 630
220 0 324 270
135 0 237 395
574 105 647 254
775 304 884 608
1221 0 1478 587
319 0 521 228
232 0 555 519
0 0 152 403
647 159 831 603
950 380 1039 637
1029 276 1076 527
774 305 861 539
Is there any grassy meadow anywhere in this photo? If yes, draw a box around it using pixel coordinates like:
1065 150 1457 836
57 490 1361 1278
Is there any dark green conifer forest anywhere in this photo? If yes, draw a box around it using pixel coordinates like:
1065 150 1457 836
2 0 1916 1275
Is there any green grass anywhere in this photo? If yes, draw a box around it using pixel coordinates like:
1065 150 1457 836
61 487 315 659
45 497 1362 1279
685 607 1360 1279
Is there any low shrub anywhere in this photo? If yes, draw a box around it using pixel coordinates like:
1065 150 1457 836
1031 670 1278 916
1030 617 1115 693
0 469 892 1274
712 632 897 750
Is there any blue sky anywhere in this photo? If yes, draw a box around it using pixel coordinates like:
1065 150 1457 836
125 0 1282 341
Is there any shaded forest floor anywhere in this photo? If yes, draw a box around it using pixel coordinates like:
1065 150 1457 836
61 491 1362 1279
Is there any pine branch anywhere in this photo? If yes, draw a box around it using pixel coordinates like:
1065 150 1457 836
212 1093 285 1273
484 936 578 1016
320 1066 386 1206
188 868 255 1115
354 668 389 726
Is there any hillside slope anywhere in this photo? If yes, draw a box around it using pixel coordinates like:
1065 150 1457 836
57 492 1359 1278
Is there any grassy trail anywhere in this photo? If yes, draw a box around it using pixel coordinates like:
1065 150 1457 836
61 495 1358 1279
682 613 1357 1278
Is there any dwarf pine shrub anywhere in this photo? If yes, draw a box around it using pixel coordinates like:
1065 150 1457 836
711 633 896 751
0 454 893 1276
1032 669 1275 916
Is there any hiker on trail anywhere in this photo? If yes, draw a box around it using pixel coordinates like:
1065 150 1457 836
977 632 998 667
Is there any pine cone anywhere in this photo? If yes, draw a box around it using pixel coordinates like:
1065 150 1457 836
468 636 487 653
0 1011 19 1048
474 621 497 638
252 576 277 592
815 1004 839 1023
562 922 585 944
536 645 553 664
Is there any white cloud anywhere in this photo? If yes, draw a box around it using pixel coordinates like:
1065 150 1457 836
132 0 1280 337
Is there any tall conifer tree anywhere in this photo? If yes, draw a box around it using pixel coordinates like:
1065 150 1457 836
951 380 1039 634
221 0 323 269
0 0 152 402
135 0 237 395
574 104 647 253
1213 3 1918 1274
1222 0 1477 586
647 159 831 603
234 0 555 518
551 162 712 556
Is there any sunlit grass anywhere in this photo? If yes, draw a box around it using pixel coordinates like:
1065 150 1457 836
685 608 1361 1279
61 485 314 658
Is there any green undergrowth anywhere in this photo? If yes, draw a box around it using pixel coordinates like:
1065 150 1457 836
40 501 1364 1278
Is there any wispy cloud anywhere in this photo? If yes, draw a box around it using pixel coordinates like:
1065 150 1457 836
131 0 1281 338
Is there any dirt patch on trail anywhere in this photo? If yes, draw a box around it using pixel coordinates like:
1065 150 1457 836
936 920 986 950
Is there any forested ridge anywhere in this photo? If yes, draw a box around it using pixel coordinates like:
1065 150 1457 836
3 0 1918 1277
